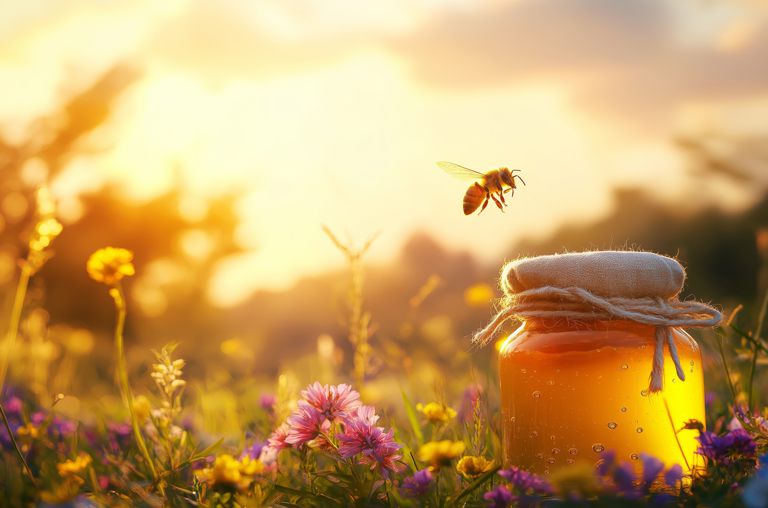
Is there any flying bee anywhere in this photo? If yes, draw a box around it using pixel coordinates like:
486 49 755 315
437 161 526 215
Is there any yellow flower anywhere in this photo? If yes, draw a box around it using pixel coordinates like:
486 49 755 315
133 395 152 424
456 455 494 479
86 247 135 285
57 453 92 477
16 423 39 439
40 481 82 504
195 454 265 492
417 440 466 470
416 402 457 424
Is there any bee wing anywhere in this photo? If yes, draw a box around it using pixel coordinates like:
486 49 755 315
437 161 484 181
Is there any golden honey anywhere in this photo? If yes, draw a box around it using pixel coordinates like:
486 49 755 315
499 318 705 475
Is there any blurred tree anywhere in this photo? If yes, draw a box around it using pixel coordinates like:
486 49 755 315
0 65 246 387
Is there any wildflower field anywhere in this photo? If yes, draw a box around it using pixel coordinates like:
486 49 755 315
2 1 768 506
0 186 767 507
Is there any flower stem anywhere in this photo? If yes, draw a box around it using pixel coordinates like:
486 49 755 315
0 263 32 395
0 402 35 482
111 284 159 486
747 289 768 409
0 261 36 482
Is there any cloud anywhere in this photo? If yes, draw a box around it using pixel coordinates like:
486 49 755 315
390 0 768 125
142 0 375 85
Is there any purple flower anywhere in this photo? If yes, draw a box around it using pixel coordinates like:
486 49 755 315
640 453 665 485
337 406 402 476
285 405 330 447
48 416 77 439
31 411 46 425
4 396 22 415
400 468 433 498
260 394 276 412
106 422 132 454
498 466 552 495
697 429 757 465
664 464 683 488
613 463 637 494
300 382 360 422
458 383 483 422
597 450 616 476
484 485 516 508
267 422 291 452
241 440 267 460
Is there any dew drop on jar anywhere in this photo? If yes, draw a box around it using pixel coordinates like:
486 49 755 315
499 318 705 475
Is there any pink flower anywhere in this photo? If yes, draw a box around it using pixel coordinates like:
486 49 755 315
285 405 331 447
267 422 291 452
300 382 361 421
338 406 402 476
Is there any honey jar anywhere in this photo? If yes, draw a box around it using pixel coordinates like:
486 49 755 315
473 251 721 475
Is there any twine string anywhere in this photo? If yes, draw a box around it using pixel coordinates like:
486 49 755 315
474 286 722 393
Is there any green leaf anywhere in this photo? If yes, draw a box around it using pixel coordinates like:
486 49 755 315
401 389 424 445
453 465 501 503
188 437 224 463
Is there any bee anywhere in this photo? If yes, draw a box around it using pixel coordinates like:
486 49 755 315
437 161 525 215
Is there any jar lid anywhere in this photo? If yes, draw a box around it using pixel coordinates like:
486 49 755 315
503 251 685 299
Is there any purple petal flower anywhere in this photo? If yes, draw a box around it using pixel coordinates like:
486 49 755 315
498 466 552 495
4 396 22 415
300 382 361 422
400 468 433 498
260 394 276 412
337 406 402 476
241 440 267 460
285 405 330 447
597 450 617 476
613 462 637 494
697 429 757 465
484 485 516 508
458 383 483 422
640 453 664 485
664 464 683 488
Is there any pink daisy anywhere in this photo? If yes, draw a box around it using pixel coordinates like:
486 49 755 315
300 382 361 421
285 405 331 447
267 421 291 452
338 406 403 477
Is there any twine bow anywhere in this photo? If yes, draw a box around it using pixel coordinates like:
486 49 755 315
473 285 722 393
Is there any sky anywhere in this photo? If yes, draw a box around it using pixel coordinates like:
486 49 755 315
1 0 768 306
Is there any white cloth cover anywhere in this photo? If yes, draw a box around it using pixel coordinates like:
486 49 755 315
502 251 685 299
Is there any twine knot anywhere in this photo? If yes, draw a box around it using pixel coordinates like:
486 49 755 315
473 285 722 393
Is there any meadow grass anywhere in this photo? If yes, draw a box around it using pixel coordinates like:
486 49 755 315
0 215 766 507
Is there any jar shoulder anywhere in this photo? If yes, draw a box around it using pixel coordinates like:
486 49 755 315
500 322 699 356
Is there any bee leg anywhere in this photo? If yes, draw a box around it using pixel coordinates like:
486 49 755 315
499 191 507 205
479 196 490 214
478 187 491 214
490 193 504 212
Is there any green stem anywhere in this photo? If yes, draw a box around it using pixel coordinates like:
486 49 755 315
716 329 738 401
0 262 35 481
0 402 35 482
111 284 159 486
0 263 32 395
747 290 768 409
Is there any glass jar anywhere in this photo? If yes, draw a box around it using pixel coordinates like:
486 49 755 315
499 317 705 475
